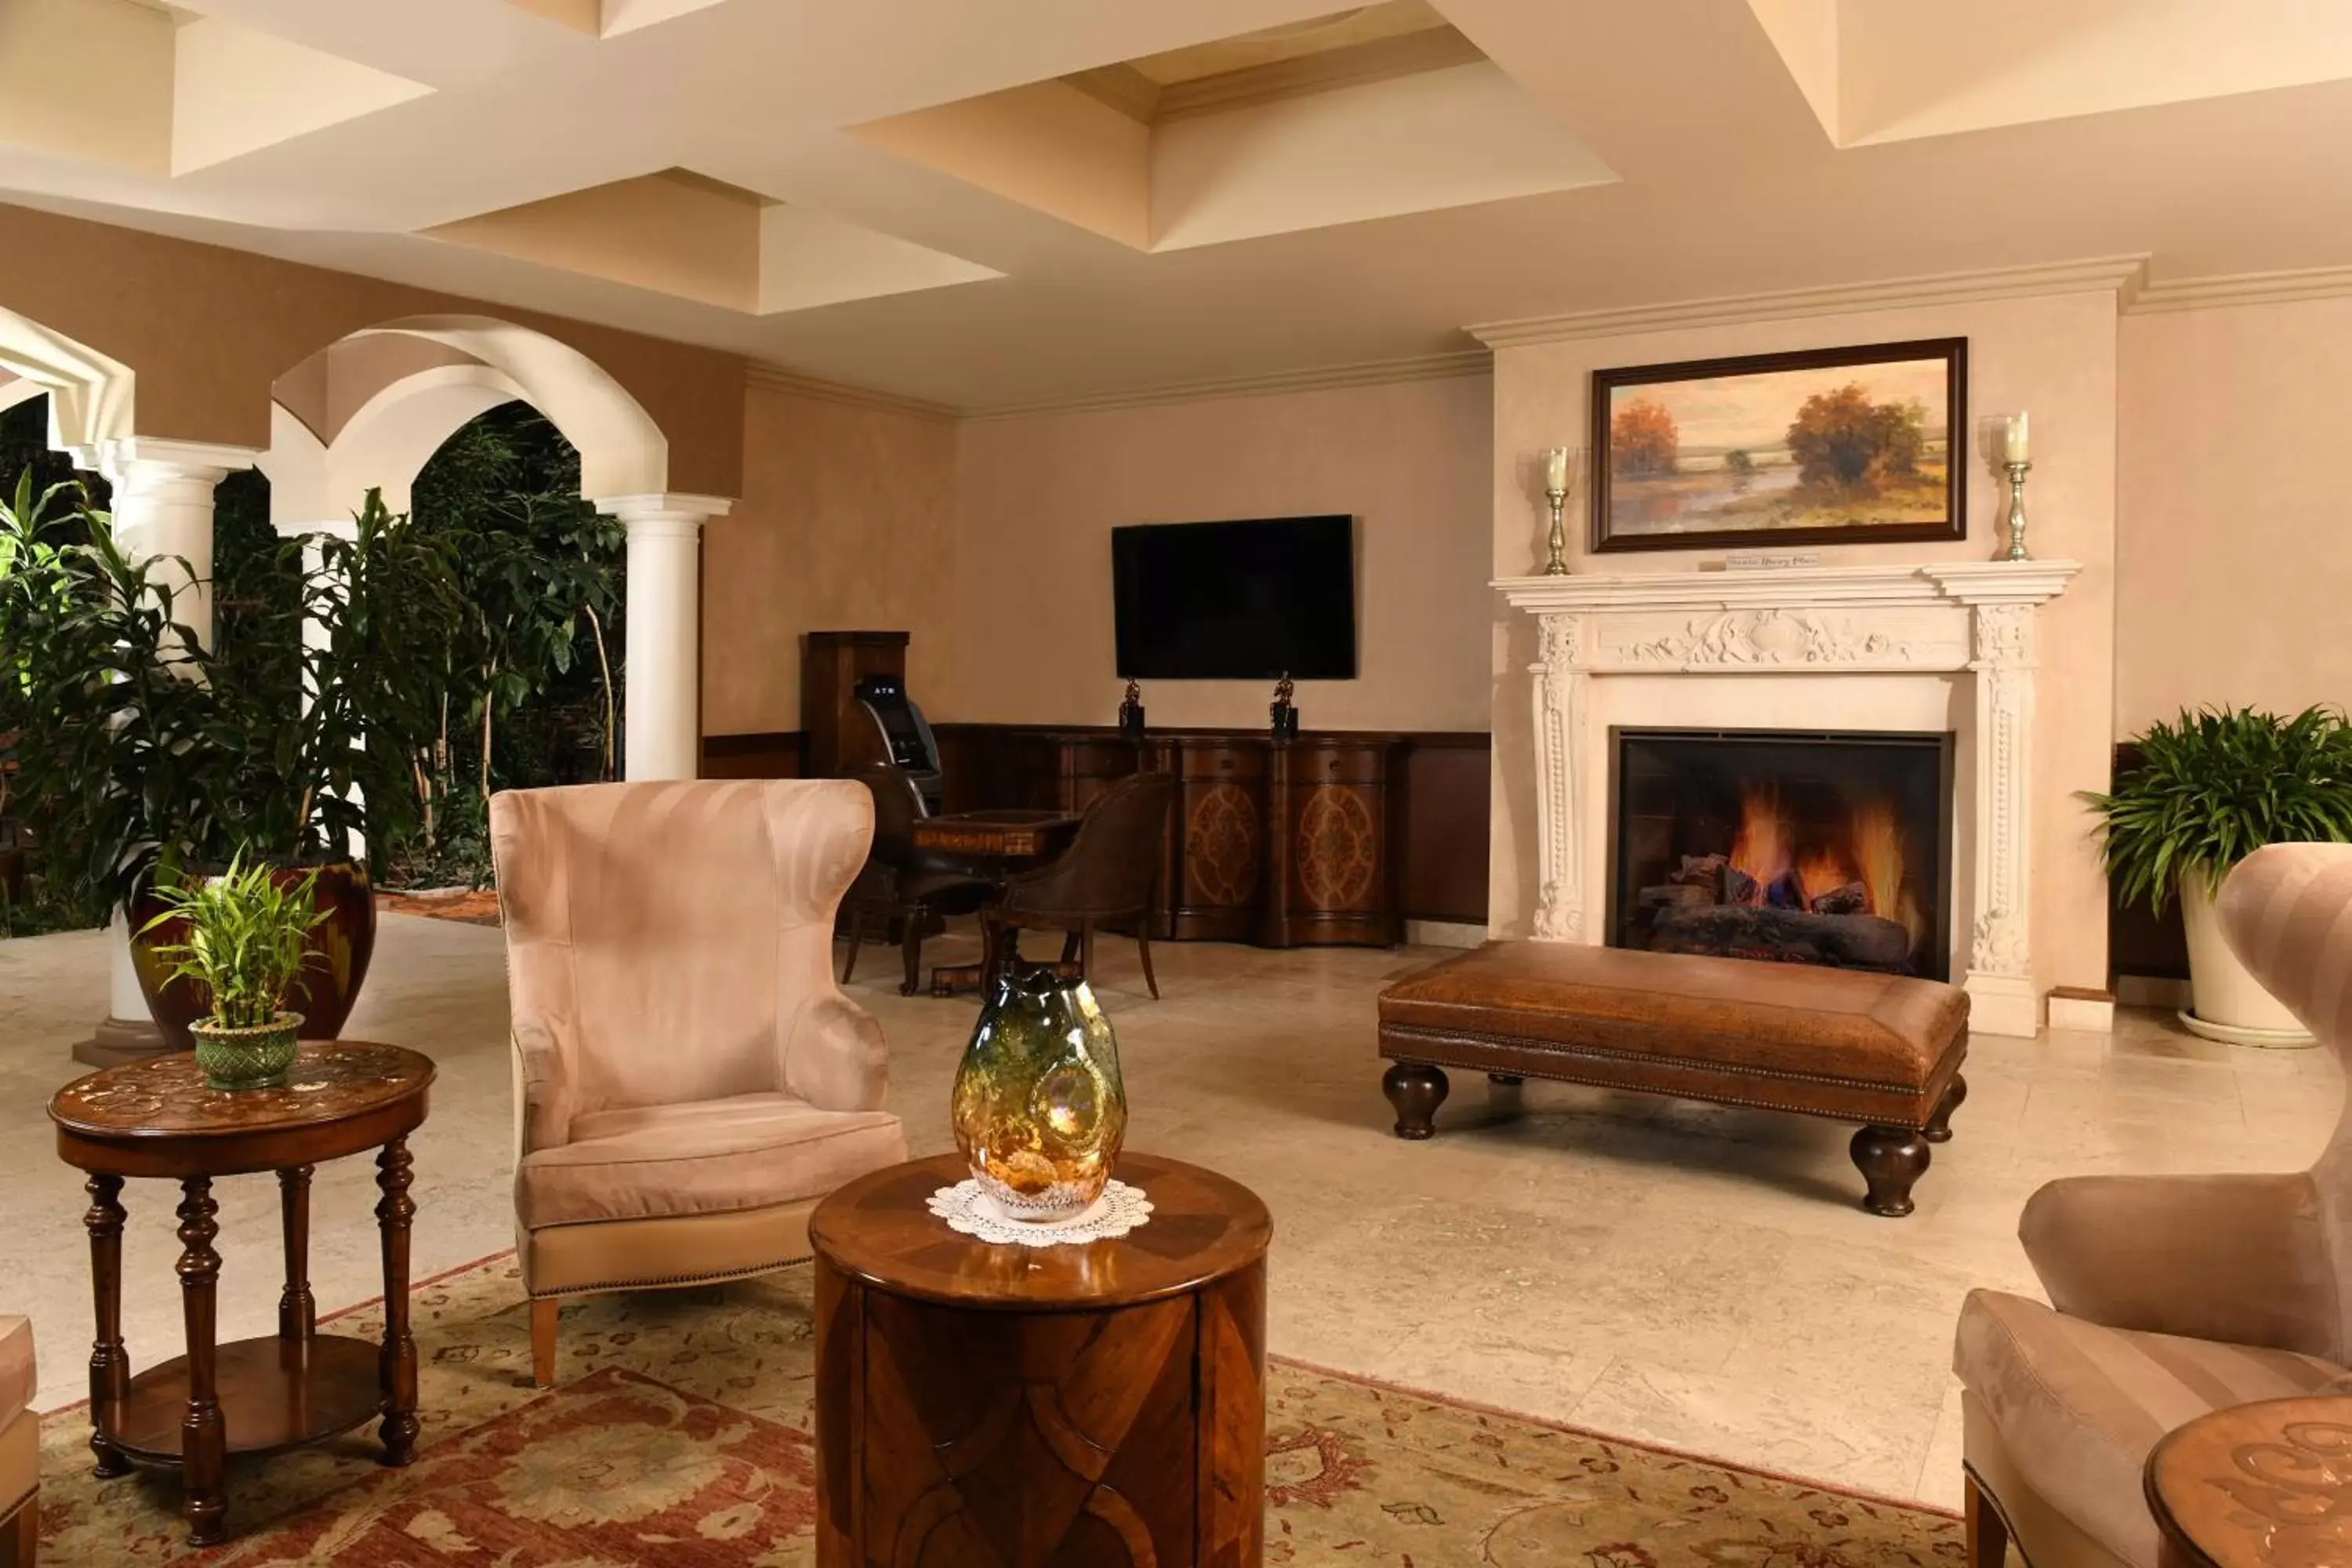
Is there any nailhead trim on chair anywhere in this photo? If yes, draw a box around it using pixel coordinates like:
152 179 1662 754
527 1250 816 1301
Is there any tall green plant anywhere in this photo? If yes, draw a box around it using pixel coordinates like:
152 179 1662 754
0 481 253 913
139 852 325 1027
2082 705 2352 915
269 489 469 861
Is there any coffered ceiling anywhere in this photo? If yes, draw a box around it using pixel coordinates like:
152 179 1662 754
2 0 2349 412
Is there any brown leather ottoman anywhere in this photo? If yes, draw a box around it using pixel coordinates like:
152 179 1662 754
1377 942 1969 1216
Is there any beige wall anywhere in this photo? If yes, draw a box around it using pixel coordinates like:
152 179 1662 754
701 380 959 735
2117 297 2352 732
0 201 746 495
942 372 1495 731
1486 290 2122 996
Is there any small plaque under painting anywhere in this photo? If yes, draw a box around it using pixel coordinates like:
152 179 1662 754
1722 551 1822 572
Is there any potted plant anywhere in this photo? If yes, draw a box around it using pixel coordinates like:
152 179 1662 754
2084 706 2352 1044
139 852 326 1088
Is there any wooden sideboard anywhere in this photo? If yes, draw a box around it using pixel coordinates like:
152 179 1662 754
934 725 1403 948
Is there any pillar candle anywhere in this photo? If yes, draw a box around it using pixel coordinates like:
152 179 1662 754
2003 412 2029 464
1544 447 1570 492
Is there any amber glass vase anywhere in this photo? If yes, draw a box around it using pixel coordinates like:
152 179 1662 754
952 964 1128 1221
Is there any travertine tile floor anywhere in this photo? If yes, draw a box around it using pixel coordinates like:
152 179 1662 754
1 914 2339 1510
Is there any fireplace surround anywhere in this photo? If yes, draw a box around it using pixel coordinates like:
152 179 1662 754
1610 727 1955 980
1498 559 2079 1037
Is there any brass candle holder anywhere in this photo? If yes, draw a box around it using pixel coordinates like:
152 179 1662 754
1542 485 1570 575
2002 459 2032 561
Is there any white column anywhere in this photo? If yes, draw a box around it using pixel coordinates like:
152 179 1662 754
596 493 731 782
1960 601 2041 1039
95 438 254 655
1528 612 1589 942
278 518 361 859
78 438 258 1063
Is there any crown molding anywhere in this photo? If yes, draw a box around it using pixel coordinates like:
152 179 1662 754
2125 263 2352 315
964 348 1490 421
1465 256 2152 350
1156 27 1486 122
743 362 956 422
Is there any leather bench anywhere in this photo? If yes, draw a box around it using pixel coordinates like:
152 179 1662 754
1377 942 1969 1216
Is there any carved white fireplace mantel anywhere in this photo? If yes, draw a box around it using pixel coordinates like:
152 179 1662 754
1496 560 2080 1038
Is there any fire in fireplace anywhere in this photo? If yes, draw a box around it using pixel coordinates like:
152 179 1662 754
1610 728 1955 979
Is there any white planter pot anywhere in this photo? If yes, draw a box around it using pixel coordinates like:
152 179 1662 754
2178 871 2314 1047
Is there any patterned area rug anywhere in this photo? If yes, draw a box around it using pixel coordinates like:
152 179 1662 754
33 1254 1960 1565
376 888 500 926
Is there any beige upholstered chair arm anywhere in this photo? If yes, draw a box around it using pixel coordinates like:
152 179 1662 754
511 1015 579 1156
782 992 891 1114
2020 1170 2343 1360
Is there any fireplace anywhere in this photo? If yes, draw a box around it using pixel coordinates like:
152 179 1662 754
1609 728 1955 980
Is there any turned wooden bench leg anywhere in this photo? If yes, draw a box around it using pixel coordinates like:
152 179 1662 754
1382 1062 1449 1139
1925 1073 1968 1144
1851 1125 1930 1217
531 1298 559 1388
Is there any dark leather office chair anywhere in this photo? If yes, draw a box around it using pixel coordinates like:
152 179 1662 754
840 761 994 996
985 771 1176 999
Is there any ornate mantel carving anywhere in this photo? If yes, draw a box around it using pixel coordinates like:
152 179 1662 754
1498 560 2080 1039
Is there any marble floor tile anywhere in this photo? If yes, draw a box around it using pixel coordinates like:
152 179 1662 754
2 910 2338 1507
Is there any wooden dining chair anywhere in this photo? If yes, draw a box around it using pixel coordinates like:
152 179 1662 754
984 771 1177 998
840 761 996 996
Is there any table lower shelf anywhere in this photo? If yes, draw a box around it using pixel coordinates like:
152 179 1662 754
102 1333 384 1464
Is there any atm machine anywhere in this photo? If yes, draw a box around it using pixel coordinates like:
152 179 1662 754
853 673 945 815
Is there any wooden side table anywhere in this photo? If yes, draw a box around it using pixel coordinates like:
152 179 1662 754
49 1040 434 1545
2145 1395 2352 1568
811 1151 1271 1566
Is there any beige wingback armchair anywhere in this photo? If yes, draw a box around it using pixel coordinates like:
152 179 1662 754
1956 843 2352 1568
491 779 908 1388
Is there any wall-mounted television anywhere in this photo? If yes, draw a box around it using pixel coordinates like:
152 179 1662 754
1111 515 1356 681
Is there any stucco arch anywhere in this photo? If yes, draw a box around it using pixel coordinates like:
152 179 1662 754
346 315 668 501
260 362 535 530
0 306 136 455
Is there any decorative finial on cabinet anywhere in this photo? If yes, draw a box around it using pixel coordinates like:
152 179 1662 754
1118 678 1145 740
1269 673 1298 741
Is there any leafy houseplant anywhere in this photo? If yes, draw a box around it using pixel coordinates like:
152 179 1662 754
140 853 326 1088
2083 705 2352 1041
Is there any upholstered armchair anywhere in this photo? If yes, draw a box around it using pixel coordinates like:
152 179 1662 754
491 779 909 1388
1 1314 32 1566
1955 843 2352 1568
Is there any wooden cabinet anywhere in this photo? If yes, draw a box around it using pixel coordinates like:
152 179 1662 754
800 631 907 779
931 724 1403 948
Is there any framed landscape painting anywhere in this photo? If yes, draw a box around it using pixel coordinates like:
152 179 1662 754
1591 338 1967 554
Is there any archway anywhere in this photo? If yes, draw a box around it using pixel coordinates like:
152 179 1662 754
263 317 725 782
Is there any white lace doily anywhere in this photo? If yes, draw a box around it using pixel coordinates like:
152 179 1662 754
926 1178 1153 1247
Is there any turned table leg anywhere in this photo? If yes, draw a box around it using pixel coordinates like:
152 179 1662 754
279 1165 316 1340
376 1138 419 1466
176 1176 227 1545
1382 1062 1450 1139
1924 1073 1968 1145
1850 1126 1931 1218
82 1173 131 1480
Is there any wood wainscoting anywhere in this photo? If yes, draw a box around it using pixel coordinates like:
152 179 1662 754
701 723 1492 938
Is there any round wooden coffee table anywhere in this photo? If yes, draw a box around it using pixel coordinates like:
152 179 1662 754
2145 1395 2352 1568
810 1150 1271 1566
49 1039 434 1546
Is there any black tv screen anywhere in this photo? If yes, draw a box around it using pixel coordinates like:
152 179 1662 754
1112 515 1356 681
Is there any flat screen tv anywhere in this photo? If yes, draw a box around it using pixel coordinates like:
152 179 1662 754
1112 515 1356 681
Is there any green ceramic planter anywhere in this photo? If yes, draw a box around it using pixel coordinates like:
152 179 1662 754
190 1013 303 1091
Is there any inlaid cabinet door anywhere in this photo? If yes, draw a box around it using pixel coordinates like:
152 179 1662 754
1171 741 1266 942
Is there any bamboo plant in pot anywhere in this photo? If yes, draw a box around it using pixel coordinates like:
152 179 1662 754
2084 706 2352 1045
140 853 327 1089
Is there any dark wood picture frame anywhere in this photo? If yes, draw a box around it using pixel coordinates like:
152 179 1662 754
1590 337 1968 554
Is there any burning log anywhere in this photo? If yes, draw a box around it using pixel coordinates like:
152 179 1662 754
1648 904 1915 972
1808 880 1868 916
